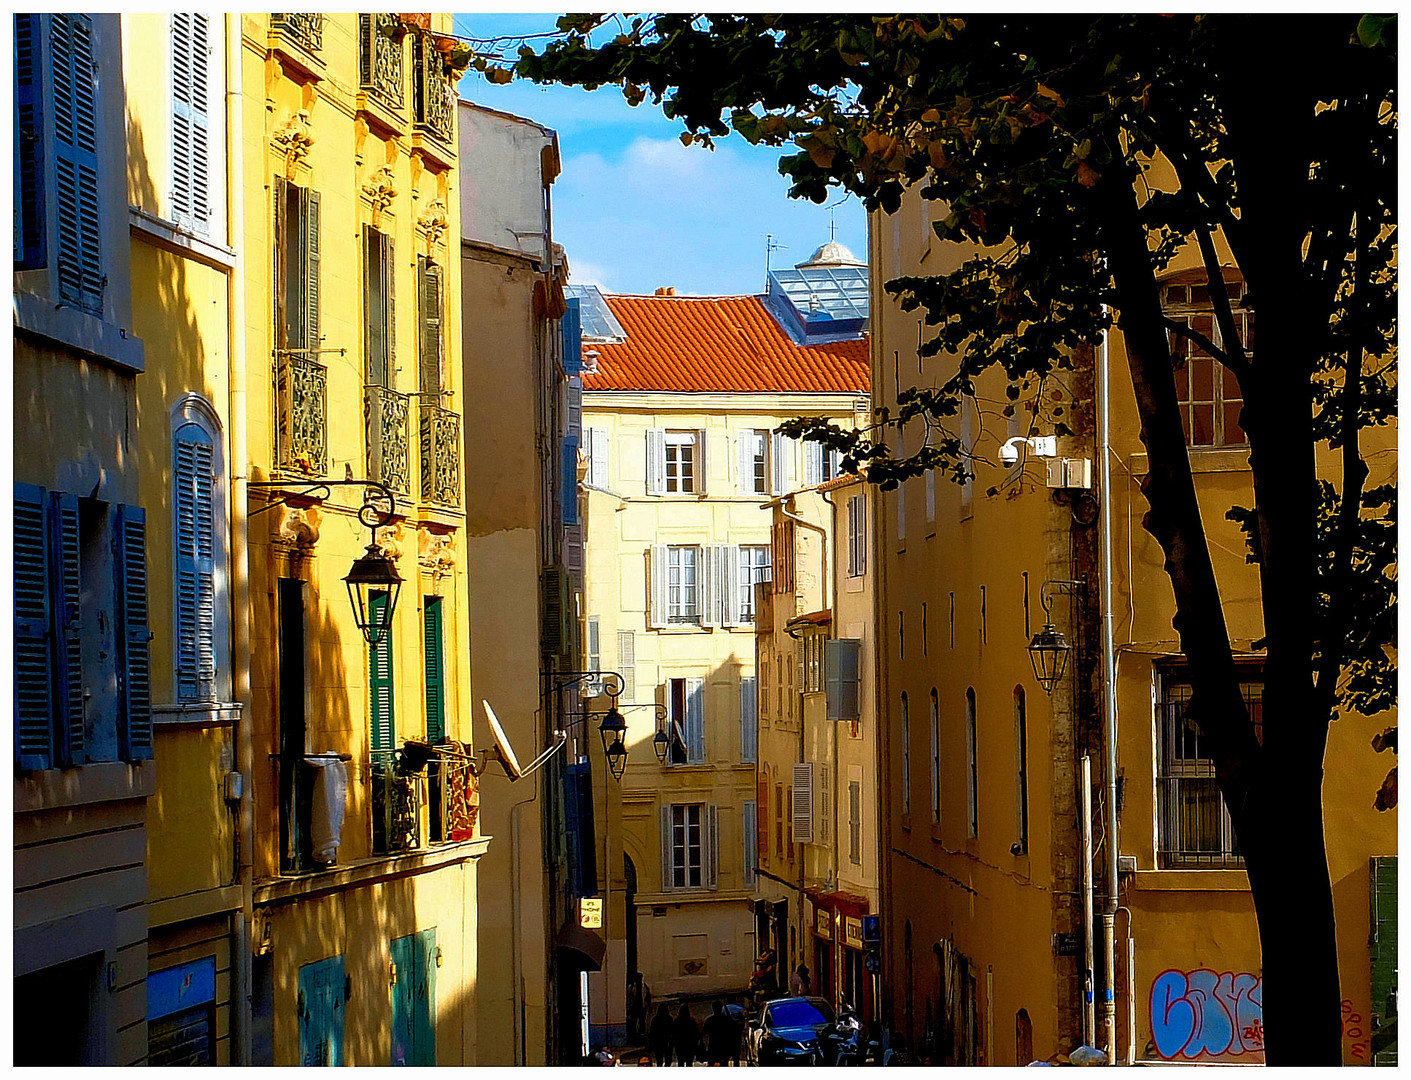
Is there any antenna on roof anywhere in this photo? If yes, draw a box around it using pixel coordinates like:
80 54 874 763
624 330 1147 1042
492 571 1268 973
829 213 837 242
765 233 786 281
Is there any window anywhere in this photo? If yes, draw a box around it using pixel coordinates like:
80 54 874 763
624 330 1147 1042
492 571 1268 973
617 630 636 700
667 546 699 624
424 598 446 742
848 776 862 866
930 689 941 825
1158 665 1261 867
740 676 757 764
792 762 815 844
771 519 796 594
738 545 771 623
174 411 218 703
664 803 718 890
959 404 974 517
743 800 758 886
585 615 601 691
274 176 321 354
586 427 611 488
1164 282 1251 448
647 429 703 494
825 639 861 722
740 428 770 495
14 14 105 312
900 692 911 815
966 688 978 838
666 677 704 765
804 441 842 486
170 13 214 236
847 493 867 576
1014 687 1028 854
14 483 152 769
417 255 444 400
364 226 395 387
757 777 770 861
775 782 785 857
801 630 825 693
369 590 396 751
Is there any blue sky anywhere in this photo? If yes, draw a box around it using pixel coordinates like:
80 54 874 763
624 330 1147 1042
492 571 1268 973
452 13 869 297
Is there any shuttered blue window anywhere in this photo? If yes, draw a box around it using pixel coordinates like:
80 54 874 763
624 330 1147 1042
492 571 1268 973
390 930 437 1066
561 296 582 374
170 13 211 234
116 504 153 760
562 436 579 525
174 422 216 702
14 483 54 768
14 15 45 269
369 590 395 752
51 14 103 314
298 955 346 1067
423 597 445 743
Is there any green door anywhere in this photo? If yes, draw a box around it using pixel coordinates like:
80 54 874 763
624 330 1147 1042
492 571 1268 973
298 955 346 1066
390 929 437 1066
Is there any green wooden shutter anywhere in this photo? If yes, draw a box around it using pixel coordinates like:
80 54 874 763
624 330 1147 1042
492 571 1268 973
369 590 395 752
14 14 45 268
272 176 286 347
390 931 437 1066
50 491 84 764
51 14 103 313
175 424 216 702
298 955 346 1067
1370 855 1398 1065
305 188 321 350
364 226 390 386
418 257 443 400
115 503 153 761
14 483 54 769
423 597 445 743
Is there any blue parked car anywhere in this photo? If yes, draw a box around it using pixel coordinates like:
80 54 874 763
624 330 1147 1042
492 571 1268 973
747 997 835 1066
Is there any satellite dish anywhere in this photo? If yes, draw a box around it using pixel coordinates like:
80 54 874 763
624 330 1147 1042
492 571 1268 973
483 700 524 780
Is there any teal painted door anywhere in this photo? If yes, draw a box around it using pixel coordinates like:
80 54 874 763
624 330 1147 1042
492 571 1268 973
390 929 437 1066
298 955 346 1066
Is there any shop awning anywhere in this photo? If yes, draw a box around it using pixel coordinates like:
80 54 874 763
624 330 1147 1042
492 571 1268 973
555 920 606 971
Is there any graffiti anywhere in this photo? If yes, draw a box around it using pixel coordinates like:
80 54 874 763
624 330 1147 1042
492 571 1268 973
1150 969 1264 1060
1342 999 1371 1062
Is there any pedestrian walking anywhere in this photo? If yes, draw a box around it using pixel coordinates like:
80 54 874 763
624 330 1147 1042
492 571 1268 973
672 1003 700 1067
788 963 811 996
701 1001 730 1066
627 974 643 1040
649 1003 674 1066
724 997 746 1066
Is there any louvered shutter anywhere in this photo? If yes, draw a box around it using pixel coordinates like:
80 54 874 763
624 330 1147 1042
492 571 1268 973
562 438 579 525
740 676 757 764
825 639 860 721
792 763 814 843
617 630 635 700
419 256 443 399
724 544 742 628
49 492 85 764
15 14 45 269
423 597 445 742
660 805 673 891
175 424 217 702
52 14 103 314
701 546 720 629
705 804 719 889
364 227 387 386
15 484 54 769
757 777 769 858
771 432 787 495
273 177 286 346
588 428 610 488
686 677 705 764
115 504 153 761
288 183 308 350
738 429 755 495
695 430 708 495
171 13 211 234
742 801 757 885
804 441 823 487
645 430 666 495
304 187 321 350
369 591 395 752
648 545 667 629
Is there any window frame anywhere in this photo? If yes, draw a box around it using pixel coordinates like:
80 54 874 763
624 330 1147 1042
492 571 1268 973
666 545 701 625
664 429 698 493
738 544 772 623
1162 281 1252 449
847 492 867 577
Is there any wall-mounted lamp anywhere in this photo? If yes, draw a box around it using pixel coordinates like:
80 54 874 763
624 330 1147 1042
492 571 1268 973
999 435 1057 466
1027 578 1086 695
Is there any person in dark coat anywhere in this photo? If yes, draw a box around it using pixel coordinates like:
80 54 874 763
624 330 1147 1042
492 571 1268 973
701 1000 731 1066
649 1003 675 1066
723 997 746 1066
673 1003 701 1067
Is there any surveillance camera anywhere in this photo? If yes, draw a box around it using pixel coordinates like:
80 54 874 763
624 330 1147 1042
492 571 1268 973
998 441 1021 466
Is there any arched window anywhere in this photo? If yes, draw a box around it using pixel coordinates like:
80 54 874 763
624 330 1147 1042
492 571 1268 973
966 688 978 838
1014 687 1028 854
171 396 227 706
930 689 940 824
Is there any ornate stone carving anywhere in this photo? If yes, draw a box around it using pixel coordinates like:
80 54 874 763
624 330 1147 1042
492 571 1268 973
274 109 315 177
419 199 449 251
274 504 321 552
362 164 399 220
419 527 457 579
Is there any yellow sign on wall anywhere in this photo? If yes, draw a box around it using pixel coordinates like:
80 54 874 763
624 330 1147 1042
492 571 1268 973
580 898 603 928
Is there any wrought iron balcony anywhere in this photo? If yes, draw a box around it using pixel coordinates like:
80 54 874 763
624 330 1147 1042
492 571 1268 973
371 756 422 855
359 14 405 110
414 37 456 143
429 755 479 843
420 403 461 507
270 13 324 54
276 353 327 477
365 384 410 494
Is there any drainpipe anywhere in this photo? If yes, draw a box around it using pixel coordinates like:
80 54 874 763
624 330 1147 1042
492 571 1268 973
820 489 840 902
1098 316 1120 1061
225 15 254 1066
1080 754 1096 1048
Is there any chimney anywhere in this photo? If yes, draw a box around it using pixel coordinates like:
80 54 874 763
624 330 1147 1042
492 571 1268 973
654 286 676 296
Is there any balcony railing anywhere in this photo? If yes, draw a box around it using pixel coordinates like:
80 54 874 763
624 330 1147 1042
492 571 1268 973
420 403 461 507
428 755 479 843
275 751 350 875
414 37 456 143
371 756 421 855
359 14 405 110
271 13 324 54
365 384 410 494
276 353 327 476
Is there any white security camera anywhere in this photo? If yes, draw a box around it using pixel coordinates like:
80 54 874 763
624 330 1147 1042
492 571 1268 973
999 435 1057 465
999 440 1022 466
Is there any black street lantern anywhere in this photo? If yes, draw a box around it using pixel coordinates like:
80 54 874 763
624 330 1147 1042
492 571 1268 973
1028 622 1071 695
598 705 627 759
652 728 670 766
604 738 629 782
345 541 404 646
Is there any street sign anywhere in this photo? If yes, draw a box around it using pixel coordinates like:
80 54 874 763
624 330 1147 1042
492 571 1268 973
864 951 881 974
580 898 603 929
1053 932 1080 957
861 914 881 945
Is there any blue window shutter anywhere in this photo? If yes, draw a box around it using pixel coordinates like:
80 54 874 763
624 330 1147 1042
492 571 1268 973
50 491 84 764
175 424 216 702
419 929 438 1066
115 503 152 760
423 597 445 743
14 14 45 269
14 483 54 769
562 297 582 374
369 590 395 752
562 436 579 525
51 14 103 314
170 13 211 233
298 955 346 1067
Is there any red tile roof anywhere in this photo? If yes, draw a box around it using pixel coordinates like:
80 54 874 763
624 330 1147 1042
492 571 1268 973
580 293 870 394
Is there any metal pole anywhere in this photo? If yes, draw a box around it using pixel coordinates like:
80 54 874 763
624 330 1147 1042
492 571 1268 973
1098 317 1120 1062
1080 754 1095 1048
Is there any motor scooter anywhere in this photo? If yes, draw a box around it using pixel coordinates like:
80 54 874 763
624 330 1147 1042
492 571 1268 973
822 1005 864 1065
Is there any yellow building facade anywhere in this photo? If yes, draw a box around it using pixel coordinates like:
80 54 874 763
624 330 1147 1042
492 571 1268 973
578 286 870 1042
872 175 1396 1064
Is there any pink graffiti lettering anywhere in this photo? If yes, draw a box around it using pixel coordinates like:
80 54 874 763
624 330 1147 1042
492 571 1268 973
1150 969 1265 1060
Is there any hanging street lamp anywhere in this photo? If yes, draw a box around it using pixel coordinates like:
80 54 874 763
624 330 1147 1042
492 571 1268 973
1028 622 1071 695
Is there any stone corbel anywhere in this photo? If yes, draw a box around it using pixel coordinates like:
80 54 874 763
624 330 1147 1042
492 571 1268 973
419 199 449 253
273 503 321 554
419 528 457 582
273 109 315 178
363 164 399 225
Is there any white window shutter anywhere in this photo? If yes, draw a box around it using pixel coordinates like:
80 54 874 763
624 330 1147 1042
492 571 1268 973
701 546 720 628
723 545 741 628
740 676 757 763
686 677 705 763
696 429 708 494
771 432 788 495
706 804 720 889
661 804 673 891
646 429 666 495
830 449 842 479
738 428 755 495
589 427 610 488
649 545 667 628
792 762 814 843
804 441 823 487
617 629 635 700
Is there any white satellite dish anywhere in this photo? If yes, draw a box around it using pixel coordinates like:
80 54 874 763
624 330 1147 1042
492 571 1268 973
481 699 566 782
